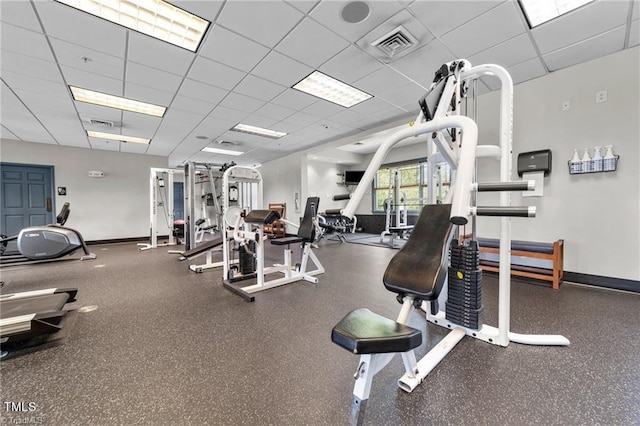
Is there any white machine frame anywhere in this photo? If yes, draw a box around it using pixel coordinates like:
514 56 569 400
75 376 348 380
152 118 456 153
138 167 184 251
337 60 569 424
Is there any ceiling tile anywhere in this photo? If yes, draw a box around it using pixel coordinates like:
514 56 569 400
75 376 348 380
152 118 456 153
2 70 68 98
302 101 345 119
410 0 504 37
1 23 54 62
61 65 123 95
1 51 63 84
178 79 228 104
120 142 149 154
217 1 304 48
219 92 265 113
326 109 367 126
629 20 639 47
542 26 626 72
285 0 320 14
1 125 20 140
353 66 409 95
390 40 455 89
36 1 126 58
121 112 162 135
319 45 384 84
170 94 216 116
89 138 121 151
199 25 270 72
270 89 318 110
162 108 205 126
126 62 183 93
378 82 425 107
254 103 297 121
125 82 175 106
15 91 76 116
532 0 629 54
1 84 51 138
252 51 314 87
0 1 42 32
233 75 286 102
282 111 321 127
50 38 124 81
171 1 224 22
188 56 246 90
75 102 124 123
506 57 546 86
440 1 526 58
240 114 278 129
208 106 250 123
348 97 397 116
309 0 405 42
467 33 538 69
128 31 195 76
276 17 350 68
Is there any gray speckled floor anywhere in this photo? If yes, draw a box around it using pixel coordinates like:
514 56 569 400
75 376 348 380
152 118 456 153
1 239 639 426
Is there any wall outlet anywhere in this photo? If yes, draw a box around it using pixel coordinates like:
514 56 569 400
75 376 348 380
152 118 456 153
562 100 571 111
596 90 608 103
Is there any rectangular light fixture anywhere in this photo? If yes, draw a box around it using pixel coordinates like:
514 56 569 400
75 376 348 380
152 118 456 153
292 71 373 108
87 130 150 144
201 147 244 156
54 0 210 52
519 0 594 28
70 86 166 117
231 123 287 139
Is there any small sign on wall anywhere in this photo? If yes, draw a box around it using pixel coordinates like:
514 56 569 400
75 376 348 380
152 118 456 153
57 187 67 196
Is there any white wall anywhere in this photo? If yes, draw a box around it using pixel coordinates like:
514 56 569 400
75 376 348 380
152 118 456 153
260 152 304 224
0 139 168 241
475 46 639 281
306 159 350 213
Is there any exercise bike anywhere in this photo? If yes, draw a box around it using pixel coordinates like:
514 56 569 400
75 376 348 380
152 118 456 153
0 202 96 265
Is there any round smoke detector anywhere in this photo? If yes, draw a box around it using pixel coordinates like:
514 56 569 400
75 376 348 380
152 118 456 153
340 1 370 24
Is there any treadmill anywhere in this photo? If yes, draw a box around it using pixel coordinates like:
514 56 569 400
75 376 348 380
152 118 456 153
0 288 78 358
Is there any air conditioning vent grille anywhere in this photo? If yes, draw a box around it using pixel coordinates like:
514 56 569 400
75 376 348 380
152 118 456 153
89 119 114 128
371 26 418 58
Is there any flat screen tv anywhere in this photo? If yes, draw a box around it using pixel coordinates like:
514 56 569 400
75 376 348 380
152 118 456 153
344 170 365 185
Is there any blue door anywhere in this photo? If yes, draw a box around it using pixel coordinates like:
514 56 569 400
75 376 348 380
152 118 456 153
1 163 54 252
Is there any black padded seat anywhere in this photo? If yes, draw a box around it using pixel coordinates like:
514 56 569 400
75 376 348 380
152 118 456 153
270 197 319 246
332 308 422 354
270 236 304 246
244 210 280 224
383 203 454 300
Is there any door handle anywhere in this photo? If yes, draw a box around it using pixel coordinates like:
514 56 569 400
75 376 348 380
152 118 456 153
46 197 52 212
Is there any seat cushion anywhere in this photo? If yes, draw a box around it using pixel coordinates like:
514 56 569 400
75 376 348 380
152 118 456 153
331 308 422 354
270 236 304 246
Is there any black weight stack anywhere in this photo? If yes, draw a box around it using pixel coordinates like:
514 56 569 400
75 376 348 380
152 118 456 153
446 239 483 329
239 241 256 275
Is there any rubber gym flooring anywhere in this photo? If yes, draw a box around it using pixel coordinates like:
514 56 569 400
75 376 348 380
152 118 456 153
1 237 639 425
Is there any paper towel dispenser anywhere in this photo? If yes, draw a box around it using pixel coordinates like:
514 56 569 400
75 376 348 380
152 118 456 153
517 149 552 177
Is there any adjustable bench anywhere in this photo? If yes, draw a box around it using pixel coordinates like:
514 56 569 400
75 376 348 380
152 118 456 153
475 238 564 289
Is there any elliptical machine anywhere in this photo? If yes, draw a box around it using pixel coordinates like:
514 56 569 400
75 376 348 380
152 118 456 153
1 203 96 265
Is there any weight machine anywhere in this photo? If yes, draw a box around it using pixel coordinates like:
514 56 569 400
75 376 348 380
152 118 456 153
380 167 414 247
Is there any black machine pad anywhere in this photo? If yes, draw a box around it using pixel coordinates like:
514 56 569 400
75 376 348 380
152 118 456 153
383 204 454 301
244 210 281 224
332 308 422 354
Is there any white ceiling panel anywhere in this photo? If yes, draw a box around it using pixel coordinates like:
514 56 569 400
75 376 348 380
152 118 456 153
2 71 68 98
193 116 238 136
35 1 126 57
121 112 162 135
50 39 124 81
233 75 286 102
282 111 322 127
119 142 149 154
1 84 48 131
199 25 270 72
252 51 314 87
61 65 122 96
319 45 384 85
1 125 20 141
170 94 216 116
634 0 640 20
218 92 265 113
127 32 195 76
271 120 308 134
178 79 228 104
124 82 175 107
276 18 350 68
532 0 629 54
302 100 345 119
74 102 124 124
89 138 121 151
0 0 41 32
188 56 246 90
468 33 538 69
630 20 640 47
310 0 404 42
208 106 250 123
1 51 62 84
240 114 278 129
410 0 504 37
353 66 409 95
160 109 204 126
506 57 547 86
390 40 455 89
1 23 54 62
440 1 526 58
543 26 627 72
216 1 304 48
285 0 320 14
270 89 319 110
378 82 425 107
171 1 225 22
327 109 368 127
126 62 183 93
16 91 77 117
254 103 296 121
145 144 174 157
348 97 397 116
40 118 86 141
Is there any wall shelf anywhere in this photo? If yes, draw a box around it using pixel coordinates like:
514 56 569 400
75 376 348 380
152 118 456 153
567 156 619 175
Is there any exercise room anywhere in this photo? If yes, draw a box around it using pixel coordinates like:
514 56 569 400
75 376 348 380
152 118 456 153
1 0 638 425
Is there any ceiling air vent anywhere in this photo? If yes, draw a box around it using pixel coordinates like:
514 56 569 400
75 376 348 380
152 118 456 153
89 118 115 128
371 26 418 59
218 140 240 146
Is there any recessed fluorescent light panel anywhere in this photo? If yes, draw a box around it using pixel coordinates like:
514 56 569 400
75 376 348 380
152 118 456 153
70 86 166 117
87 130 150 144
231 124 287 139
201 147 244 156
292 71 373 108
54 0 210 52
519 0 594 28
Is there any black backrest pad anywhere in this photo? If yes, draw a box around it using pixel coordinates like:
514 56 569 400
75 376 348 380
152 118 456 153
244 210 281 224
297 197 320 241
383 204 454 300
56 202 70 225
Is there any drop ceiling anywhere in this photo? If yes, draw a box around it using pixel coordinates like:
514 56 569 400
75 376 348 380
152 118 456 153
1 0 637 167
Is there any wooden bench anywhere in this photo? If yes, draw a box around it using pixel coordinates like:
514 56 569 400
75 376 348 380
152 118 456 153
473 237 564 289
